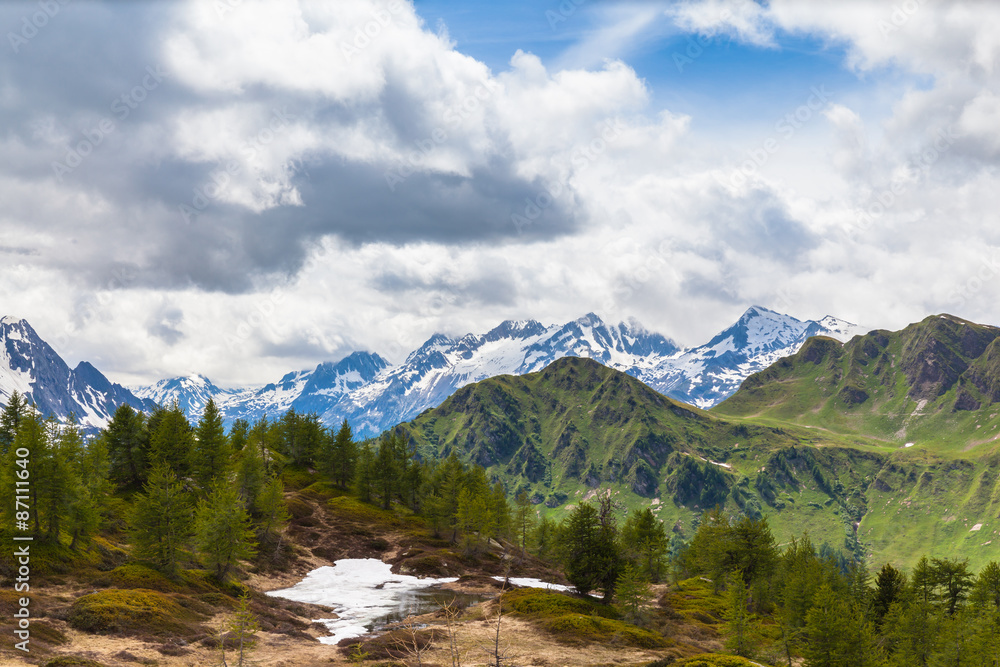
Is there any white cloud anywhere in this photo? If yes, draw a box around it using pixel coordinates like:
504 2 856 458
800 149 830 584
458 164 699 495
3 0 1000 389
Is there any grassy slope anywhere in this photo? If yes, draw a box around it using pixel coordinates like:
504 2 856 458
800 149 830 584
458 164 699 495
397 356 898 563
713 314 1000 569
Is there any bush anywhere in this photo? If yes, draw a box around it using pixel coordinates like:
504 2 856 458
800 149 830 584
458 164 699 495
43 658 106 667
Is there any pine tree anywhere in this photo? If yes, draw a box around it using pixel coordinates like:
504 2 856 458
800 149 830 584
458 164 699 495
486 482 511 541
195 482 256 581
355 446 375 503
375 435 399 509
0 390 28 456
724 573 760 658
192 398 231 490
513 491 535 558
255 474 290 556
621 507 669 582
615 563 651 624
105 403 149 488
222 587 260 667
873 563 907 628
803 583 849 667
229 418 250 453
235 441 266 515
330 419 356 489
148 403 194 479
559 502 621 600
131 462 193 576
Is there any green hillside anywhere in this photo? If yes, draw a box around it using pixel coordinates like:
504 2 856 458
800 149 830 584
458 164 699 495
396 356 895 564
714 313 1000 451
397 325 1000 570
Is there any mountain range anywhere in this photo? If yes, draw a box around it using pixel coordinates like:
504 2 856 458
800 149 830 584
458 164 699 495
396 313 1000 569
0 306 864 435
132 306 866 436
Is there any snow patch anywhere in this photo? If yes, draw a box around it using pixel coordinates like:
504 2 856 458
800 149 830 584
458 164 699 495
266 559 457 645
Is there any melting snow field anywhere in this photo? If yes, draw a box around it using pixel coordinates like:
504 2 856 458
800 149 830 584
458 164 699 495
267 559 458 645
493 576 574 592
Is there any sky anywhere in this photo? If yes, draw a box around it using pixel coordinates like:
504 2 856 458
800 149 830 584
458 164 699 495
2 0 999 388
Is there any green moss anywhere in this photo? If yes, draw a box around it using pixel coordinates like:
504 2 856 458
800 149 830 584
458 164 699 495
503 587 619 620
673 654 761 666
67 588 204 636
286 495 314 520
540 613 667 648
43 658 107 667
102 564 177 592
281 466 315 491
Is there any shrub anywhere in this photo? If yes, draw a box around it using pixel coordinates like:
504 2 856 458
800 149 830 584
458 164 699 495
502 587 619 620
541 613 668 648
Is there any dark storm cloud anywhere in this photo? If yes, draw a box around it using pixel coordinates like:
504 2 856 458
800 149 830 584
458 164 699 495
0 0 583 295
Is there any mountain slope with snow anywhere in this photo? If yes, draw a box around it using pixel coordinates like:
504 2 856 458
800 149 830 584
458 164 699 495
137 306 863 437
0 317 152 430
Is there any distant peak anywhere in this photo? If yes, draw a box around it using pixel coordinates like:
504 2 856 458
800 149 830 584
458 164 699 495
575 312 605 327
0 315 24 326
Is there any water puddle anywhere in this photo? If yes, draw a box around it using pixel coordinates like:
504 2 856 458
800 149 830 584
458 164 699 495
267 558 464 644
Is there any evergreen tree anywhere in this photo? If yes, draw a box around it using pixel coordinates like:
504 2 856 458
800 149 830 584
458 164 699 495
513 491 535 558
235 440 267 516
148 403 194 479
68 433 110 549
255 474 290 556
621 507 669 582
105 403 149 488
534 515 558 561
724 573 760 659
374 435 399 509
229 418 250 453
131 462 193 576
192 398 231 490
559 501 622 600
486 482 511 541
873 563 907 628
222 587 260 667
803 584 850 667
330 419 356 489
355 445 375 503
932 557 974 616
615 563 651 624
195 482 256 581
0 390 28 456
971 560 1000 611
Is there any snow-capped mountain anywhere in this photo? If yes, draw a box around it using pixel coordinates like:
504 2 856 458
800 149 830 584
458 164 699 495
133 351 391 424
134 306 864 436
634 306 867 408
0 317 152 430
132 374 239 417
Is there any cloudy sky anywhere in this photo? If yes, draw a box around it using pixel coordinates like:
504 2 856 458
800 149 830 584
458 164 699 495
2 0 999 387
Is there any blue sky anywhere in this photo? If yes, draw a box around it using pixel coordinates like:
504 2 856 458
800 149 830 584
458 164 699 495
1 0 997 385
